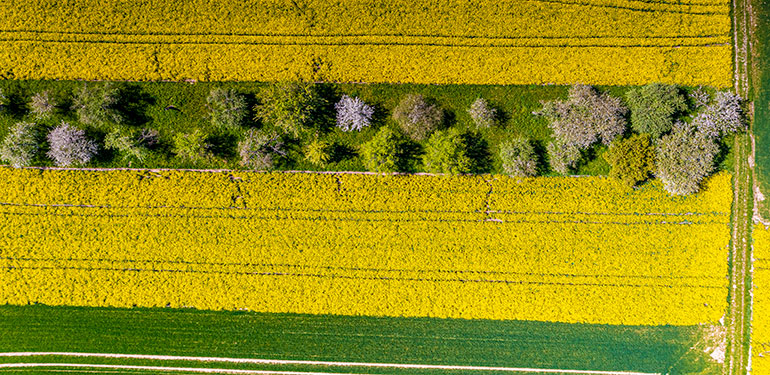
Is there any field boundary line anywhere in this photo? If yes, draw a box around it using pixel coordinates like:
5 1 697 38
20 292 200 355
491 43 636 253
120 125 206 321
0 38 731 49
0 29 731 40
0 363 377 375
0 164 684 178
0 208 727 226
0 353 663 375
0 201 729 217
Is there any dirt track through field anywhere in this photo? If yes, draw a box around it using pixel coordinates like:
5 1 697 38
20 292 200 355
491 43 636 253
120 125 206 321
726 0 753 374
0 352 663 375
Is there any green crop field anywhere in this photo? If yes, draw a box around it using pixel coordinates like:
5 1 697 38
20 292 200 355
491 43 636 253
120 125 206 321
0 305 718 374
752 0 770 220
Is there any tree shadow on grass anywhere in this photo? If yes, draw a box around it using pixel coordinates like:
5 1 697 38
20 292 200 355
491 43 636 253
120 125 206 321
241 92 260 128
398 140 423 173
442 109 457 132
207 132 238 160
462 132 492 174
116 85 156 127
83 128 116 165
2 91 28 119
330 143 357 163
313 83 339 134
714 135 733 170
532 139 551 176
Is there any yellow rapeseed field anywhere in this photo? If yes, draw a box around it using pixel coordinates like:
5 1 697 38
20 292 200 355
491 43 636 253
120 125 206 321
0 168 732 325
753 224 770 372
0 0 731 86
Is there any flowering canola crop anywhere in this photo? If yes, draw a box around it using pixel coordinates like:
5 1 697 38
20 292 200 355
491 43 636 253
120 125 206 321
753 224 770 372
0 0 731 86
0 168 732 325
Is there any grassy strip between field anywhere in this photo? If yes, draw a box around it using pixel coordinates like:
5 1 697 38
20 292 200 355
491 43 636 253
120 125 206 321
751 224 770 374
0 305 721 374
0 80 738 175
0 81 584 173
750 0 770 221
725 0 756 374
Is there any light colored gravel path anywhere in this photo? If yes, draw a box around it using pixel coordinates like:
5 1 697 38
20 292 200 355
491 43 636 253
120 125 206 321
0 352 661 375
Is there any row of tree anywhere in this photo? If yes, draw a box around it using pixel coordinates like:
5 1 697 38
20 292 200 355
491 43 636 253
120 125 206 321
539 84 742 194
0 82 511 173
0 82 744 195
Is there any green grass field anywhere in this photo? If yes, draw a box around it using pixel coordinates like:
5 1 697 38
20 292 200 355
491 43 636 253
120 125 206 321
0 80 734 176
0 304 719 374
752 0 770 219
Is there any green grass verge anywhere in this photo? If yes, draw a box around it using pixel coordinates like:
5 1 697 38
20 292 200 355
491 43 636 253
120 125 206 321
753 0 770 218
0 80 733 176
0 355 600 375
0 304 718 374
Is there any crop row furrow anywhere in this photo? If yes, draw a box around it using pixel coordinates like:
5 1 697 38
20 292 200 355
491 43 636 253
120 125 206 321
0 201 730 217
530 0 728 14
0 265 726 290
0 38 732 49
0 208 730 226
0 256 728 280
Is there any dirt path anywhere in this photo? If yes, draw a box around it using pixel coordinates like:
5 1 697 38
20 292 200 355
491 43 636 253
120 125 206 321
0 352 662 375
726 0 754 374
727 133 753 375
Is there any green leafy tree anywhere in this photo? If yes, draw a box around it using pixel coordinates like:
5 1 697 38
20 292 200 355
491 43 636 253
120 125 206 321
655 122 718 195
499 137 538 177
392 94 443 141
173 130 210 162
71 83 122 127
304 139 332 166
207 88 248 132
422 129 471 175
625 83 688 139
104 128 153 163
360 127 404 173
254 81 326 136
603 134 655 187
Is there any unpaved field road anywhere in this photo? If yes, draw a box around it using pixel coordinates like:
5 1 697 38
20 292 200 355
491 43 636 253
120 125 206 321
727 0 754 374
0 352 662 375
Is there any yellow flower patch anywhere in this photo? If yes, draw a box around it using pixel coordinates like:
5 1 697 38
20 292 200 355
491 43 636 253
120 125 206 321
0 0 731 86
753 224 770 372
0 169 732 325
